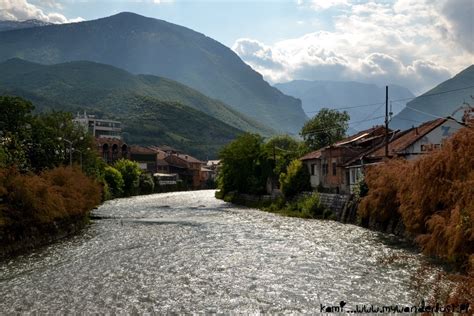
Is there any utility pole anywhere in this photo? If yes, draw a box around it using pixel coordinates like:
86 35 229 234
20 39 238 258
385 85 389 157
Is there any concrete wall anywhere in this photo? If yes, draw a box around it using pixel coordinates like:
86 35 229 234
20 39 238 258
404 119 463 159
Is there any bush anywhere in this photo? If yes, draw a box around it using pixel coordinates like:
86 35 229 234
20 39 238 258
358 127 474 271
114 159 141 197
103 166 124 198
279 159 311 199
298 193 325 218
263 193 328 219
139 173 155 195
0 166 101 225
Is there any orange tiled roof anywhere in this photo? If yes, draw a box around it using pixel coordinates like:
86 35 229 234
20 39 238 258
129 145 157 154
368 118 448 158
332 125 385 147
300 149 323 161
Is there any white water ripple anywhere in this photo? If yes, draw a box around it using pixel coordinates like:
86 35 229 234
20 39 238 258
0 190 427 313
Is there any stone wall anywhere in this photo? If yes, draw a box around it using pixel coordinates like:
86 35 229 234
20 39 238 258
0 215 88 260
318 193 351 218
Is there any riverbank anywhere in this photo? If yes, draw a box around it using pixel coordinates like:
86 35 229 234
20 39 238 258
0 166 102 259
0 190 440 313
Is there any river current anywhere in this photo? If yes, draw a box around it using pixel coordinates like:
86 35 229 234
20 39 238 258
0 190 430 313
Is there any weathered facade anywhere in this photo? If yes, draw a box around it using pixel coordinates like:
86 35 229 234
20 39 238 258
95 137 129 164
301 126 387 194
345 117 465 193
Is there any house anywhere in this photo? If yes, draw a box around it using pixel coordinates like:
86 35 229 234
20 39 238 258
164 153 204 188
301 126 388 194
300 149 323 188
95 137 129 164
345 117 465 193
129 145 161 173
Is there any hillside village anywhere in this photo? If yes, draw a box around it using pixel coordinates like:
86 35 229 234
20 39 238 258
74 112 219 190
0 6 473 313
301 108 474 195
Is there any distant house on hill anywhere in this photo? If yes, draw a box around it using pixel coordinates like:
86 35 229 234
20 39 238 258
129 145 168 173
74 112 122 140
300 117 465 194
165 153 204 188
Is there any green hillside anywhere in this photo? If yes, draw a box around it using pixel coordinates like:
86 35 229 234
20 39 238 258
0 58 271 134
0 12 308 133
0 59 248 159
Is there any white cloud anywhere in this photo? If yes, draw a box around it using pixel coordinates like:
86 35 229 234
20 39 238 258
0 0 83 23
234 0 473 94
297 0 350 11
440 0 474 53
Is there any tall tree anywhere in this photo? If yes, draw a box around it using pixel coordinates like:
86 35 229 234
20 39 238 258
218 133 272 195
300 108 350 150
0 96 34 169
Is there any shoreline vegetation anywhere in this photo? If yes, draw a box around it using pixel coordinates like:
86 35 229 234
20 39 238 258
0 95 188 259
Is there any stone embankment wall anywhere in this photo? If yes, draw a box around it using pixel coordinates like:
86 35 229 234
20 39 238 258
0 215 88 260
320 193 406 236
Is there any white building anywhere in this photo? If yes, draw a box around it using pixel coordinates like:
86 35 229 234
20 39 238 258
74 112 122 139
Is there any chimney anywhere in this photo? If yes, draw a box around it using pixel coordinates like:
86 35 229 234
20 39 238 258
415 127 419 135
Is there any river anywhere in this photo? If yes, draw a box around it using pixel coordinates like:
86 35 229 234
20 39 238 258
0 190 431 313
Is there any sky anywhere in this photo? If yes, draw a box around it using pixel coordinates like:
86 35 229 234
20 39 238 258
1 0 473 94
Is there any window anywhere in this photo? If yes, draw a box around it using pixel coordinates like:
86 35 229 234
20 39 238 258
322 163 328 176
311 164 315 176
332 162 337 176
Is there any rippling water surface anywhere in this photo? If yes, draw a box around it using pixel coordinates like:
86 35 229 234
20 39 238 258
0 190 427 313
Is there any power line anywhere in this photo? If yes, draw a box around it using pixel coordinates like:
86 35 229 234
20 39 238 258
301 115 385 135
390 84 474 103
305 101 385 113
305 85 474 114
391 99 446 119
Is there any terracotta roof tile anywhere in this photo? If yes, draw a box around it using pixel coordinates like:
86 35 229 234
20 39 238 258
368 118 447 158
300 149 323 161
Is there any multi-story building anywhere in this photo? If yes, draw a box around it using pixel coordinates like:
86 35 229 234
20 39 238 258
73 112 122 139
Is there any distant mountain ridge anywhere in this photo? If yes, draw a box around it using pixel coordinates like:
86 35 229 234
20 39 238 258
0 58 251 159
275 80 414 131
0 19 52 32
390 65 474 130
0 12 307 133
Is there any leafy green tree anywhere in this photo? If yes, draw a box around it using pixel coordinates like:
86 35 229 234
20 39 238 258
264 135 303 177
300 108 350 150
0 96 34 170
139 173 155 195
279 159 311 199
28 111 102 174
114 159 141 196
218 133 272 195
103 166 125 198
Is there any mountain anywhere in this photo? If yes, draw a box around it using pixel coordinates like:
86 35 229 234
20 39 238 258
0 19 51 32
0 12 307 134
0 58 270 135
0 58 248 159
274 80 414 132
390 65 474 130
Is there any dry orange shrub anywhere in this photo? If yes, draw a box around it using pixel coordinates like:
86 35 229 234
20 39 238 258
358 159 409 223
359 127 474 270
0 166 101 225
